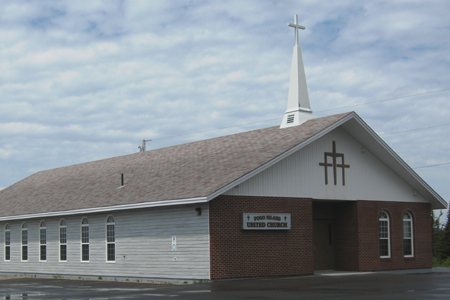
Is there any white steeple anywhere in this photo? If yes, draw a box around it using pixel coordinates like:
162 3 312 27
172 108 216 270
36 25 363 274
280 14 314 129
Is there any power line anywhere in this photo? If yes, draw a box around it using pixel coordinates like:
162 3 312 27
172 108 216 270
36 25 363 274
379 123 450 136
316 88 450 113
152 118 281 141
151 88 450 141
147 98 450 171
413 162 450 169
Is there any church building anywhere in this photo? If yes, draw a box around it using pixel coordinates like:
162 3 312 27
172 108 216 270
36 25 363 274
0 16 446 280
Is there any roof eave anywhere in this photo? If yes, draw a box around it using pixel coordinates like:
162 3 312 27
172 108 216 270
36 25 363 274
342 114 447 209
0 197 208 221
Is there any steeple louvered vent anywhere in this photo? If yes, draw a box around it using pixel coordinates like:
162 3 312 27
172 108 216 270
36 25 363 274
287 114 295 124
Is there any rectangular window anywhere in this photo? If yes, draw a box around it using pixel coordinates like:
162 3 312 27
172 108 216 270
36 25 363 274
22 229 28 261
107 244 115 261
107 224 115 243
5 246 10 261
403 238 412 256
60 244 67 261
40 245 47 261
379 221 388 254
82 244 89 261
5 231 10 261
379 213 390 258
81 226 89 261
40 228 47 261
60 227 67 261
106 223 115 261
379 238 389 257
22 246 28 261
403 213 414 257
81 226 89 244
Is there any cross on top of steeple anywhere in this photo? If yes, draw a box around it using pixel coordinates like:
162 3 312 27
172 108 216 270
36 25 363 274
288 14 305 46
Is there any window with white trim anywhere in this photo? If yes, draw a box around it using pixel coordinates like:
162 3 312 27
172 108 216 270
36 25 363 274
5 224 10 261
22 223 28 261
81 217 89 261
60 219 67 261
106 215 115 262
379 211 390 258
403 212 414 257
40 221 47 261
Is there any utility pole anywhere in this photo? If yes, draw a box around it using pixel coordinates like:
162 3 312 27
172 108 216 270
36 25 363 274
138 139 151 152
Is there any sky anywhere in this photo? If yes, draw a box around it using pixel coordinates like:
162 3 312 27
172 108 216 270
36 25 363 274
0 1 449 214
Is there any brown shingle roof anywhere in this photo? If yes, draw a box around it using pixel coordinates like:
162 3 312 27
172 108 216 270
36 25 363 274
0 113 351 218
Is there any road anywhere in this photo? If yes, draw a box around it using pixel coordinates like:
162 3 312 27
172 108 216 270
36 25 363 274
1 269 450 299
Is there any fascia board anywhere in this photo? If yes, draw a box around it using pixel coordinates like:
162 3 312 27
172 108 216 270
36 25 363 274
0 197 208 221
343 115 447 209
207 113 357 201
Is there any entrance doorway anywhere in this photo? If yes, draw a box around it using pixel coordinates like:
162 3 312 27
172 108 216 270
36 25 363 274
313 219 335 270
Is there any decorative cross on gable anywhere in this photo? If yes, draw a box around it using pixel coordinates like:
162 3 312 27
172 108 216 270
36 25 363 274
288 14 305 46
319 141 350 185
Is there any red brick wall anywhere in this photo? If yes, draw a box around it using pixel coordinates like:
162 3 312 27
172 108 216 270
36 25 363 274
356 201 432 271
209 195 313 280
209 196 432 279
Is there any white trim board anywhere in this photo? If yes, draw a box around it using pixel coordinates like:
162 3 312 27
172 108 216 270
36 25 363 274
0 197 208 221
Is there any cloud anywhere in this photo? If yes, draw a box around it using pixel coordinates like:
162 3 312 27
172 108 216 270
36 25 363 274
0 0 449 204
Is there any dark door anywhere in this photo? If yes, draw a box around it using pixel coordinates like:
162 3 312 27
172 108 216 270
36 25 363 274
313 219 335 270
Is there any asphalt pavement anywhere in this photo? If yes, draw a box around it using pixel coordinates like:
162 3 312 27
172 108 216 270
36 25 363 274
1 268 450 299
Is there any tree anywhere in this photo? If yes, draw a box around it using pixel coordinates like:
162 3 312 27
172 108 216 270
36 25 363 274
432 210 445 260
440 209 450 261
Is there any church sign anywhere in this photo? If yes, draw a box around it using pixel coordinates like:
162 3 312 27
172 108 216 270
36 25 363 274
242 213 291 230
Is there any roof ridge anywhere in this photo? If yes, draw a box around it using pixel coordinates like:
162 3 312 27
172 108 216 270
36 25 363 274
30 112 354 174
0 112 357 218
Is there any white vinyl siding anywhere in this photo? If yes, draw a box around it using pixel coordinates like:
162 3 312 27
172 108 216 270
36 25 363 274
225 127 427 204
0 203 209 279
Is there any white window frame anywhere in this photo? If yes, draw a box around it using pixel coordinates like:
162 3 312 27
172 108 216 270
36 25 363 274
379 211 391 258
21 222 28 262
59 219 67 262
106 215 115 262
81 217 89 262
4 224 10 262
39 221 47 262
403 212 414 257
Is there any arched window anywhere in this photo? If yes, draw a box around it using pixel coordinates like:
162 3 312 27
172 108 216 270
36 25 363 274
60 219 67 261
4 224 10 261
403 212 414 257
106 215 115 262
379 211 390 258
40 221 47 261
22 223 28 261
81 217 89 261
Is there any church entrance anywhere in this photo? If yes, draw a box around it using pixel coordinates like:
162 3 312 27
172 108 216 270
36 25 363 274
313 219 335 270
